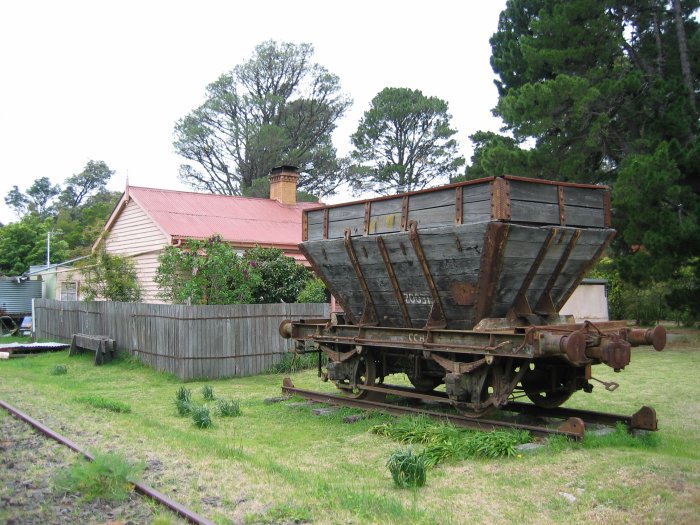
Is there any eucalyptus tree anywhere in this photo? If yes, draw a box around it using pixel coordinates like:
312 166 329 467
174 40 352 197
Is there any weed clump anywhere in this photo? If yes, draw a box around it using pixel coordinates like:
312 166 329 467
371 416 530 465
215 398 241 417
201 385 215 401
50 364 68 376
387 448 427 488
54 451 144 501
76 395 131 413
192 405 212 428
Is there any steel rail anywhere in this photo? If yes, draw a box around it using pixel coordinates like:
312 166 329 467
0 400 215 525
280 382 584 439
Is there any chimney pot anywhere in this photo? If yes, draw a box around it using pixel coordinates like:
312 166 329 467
268 165 300 205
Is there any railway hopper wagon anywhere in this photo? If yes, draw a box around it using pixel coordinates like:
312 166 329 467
280 176 665 415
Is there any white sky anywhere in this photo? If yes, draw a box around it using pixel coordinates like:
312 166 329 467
0 0 507 225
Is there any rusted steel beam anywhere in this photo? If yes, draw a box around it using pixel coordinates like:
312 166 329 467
376 236 412 328
511 227 558 316
455 186 463 225
323 208 329 239
535 229 581 314
555 229 616 311
474 222 510 323
490 177 512 220
298 243 357 325
280 382 584 439
408 221 447 329
363 201 371 235
343 230 378 325
0 400 215 525
557 186 566 225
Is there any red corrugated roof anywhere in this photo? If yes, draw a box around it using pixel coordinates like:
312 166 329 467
127 186 319 246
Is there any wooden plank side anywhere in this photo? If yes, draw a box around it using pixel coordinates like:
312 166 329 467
510 200 560 224
509 180 559 203
563 187 605 208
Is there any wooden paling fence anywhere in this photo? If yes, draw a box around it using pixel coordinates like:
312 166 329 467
33 299 328 380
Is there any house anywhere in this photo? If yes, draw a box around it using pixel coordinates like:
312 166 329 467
80 165 319 303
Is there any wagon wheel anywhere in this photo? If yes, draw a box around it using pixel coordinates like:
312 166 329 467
340 353 377 399
521 363 577 409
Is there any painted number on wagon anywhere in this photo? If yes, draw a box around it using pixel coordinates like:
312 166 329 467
403 293 433 305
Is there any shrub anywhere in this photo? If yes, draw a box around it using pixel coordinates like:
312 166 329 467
201 385 215 401
215 398 241 417
175 398 194 417
296 277 327 303
50 364 68 376
386 448 427 489
192 405 212 429
54 451 144 501
175 386 192 402
269 352 324 374
76 395 131 414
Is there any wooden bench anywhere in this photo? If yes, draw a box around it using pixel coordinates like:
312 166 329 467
69 334 115 365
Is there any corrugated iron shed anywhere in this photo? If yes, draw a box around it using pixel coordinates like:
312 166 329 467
0 279 42 315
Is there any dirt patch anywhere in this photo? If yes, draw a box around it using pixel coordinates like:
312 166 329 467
0 414 185 525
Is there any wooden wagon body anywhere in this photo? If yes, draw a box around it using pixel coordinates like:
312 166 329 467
301 176 614 330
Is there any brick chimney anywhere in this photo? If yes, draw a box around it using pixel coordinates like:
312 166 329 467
268 165 299 205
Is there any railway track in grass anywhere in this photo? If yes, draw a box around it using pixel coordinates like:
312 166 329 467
0 400 215 525
281 378 658 440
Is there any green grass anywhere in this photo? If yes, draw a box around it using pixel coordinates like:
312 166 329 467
75 394 132 413
1 330 699 524
54 451 144 501
50 364 68 376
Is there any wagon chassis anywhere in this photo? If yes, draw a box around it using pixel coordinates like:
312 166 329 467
280 318 665 416
280 379 659 440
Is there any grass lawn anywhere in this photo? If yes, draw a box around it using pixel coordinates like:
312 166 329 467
0 330 698 525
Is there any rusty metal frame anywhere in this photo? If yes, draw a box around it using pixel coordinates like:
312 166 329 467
535 230 582 314
400 195 409 231
603 191 612 227
557 186 566 225
511 228 558 317
556 230 616 310
376 236 412 328
343 229 378 325
408 221 447 329
322 208 329 239
455 186 463 225
299 242 357 325
363 201 371 235
490 177 512 220
302 212 308 241
474 222 510 323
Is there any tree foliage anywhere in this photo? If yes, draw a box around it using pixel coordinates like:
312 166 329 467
472 0 700 319
79 249 141 302
349 88 465 195
0 215 68 275
155 236 311 305
173 40 352 198
0 161 119 275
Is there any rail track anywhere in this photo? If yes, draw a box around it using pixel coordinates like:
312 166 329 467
281 378 658 440
0 399 215 525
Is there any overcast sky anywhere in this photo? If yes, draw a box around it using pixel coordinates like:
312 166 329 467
0 0 507 225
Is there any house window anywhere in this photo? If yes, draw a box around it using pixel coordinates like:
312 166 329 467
61 282 78 301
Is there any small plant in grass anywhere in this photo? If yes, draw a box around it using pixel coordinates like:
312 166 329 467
175 386 192 403
386 448 427 488
50 364 68 376
175 398 194 416
216 398 241 417
54 451 144 501
76 395 132 413
192 404 213 428
201 385 215 401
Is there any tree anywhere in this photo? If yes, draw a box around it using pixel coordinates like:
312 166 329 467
0 215 68 275
4 186 29 218
472 0 700 318
348 88 465 195
26 177 61 217
79 249 141 302
173 40 352 197
58 160 114 208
